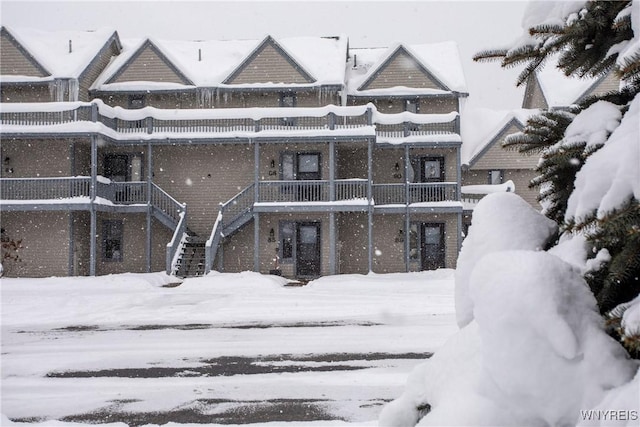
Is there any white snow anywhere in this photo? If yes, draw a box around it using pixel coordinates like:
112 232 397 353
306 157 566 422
454 192 557 328
94 35 348 90
460 107 537 166
382 193 638 427
1 270 457 426
346 42 467 95
3 26 117 79
461 180 515 195
565 96 640 222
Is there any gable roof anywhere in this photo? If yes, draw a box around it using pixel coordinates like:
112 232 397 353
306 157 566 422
347 41 468 96
222 35 316 85
461 107 538 167
1 26 51 77
95 35 348 91
1 26 120 80
105 38 194 86
533 55 615 108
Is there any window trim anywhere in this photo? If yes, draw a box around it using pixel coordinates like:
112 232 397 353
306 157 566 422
279 220 295 263
488 169 504 185
102 220 123 262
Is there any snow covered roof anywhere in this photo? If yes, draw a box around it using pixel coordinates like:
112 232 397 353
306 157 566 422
461 107 538 166
534 55 608 107
346 41 468 96
94 34 348 91
1 26 120 80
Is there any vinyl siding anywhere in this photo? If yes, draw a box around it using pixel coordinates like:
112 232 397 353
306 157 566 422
470 124 539 170
337 212 369 274
226 42 313 85
95 212 157 275
0 211 70 277
0 31 47 77
78 40 120 102
371 212 459 273
1 84 52 102
522 75 548 109
222 220 254 273
0 139 80 178
259 213 331 277
462 169 540 209
361 51 443 91
337 146 368 180
581 72 620 100
153 144 255 236
112 44 188 85
349 96 458 114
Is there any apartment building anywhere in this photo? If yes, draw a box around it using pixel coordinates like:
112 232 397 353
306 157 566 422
0 27 471 279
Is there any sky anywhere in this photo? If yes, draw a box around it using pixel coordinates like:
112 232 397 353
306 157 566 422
0 0 530 110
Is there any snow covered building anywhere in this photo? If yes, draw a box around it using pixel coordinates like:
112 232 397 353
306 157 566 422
0 27 468 279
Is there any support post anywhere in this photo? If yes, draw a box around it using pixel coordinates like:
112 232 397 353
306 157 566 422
254 140 260 202
367 137 374 273
404 144 411 272
329 140 335 201
254 213 260 272
89 136 97 276
68 213 74 276
146 142 153 273
329 212 336 275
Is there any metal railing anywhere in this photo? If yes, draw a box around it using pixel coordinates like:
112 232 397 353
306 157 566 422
166 206 187 275
0 102 461 139
0 177 91 200
372 182 459 205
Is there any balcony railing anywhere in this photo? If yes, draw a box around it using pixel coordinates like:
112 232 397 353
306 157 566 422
372 182 459 205
0 102 460 140
256 180 368 204
0 177 92 200
1 178 183 220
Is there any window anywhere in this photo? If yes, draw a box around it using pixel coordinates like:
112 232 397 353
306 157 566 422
280 221 295 262
409 223 419 261
103 153 143 182
102 220 123 262
489 170 504 185
405 98 419 114
280 152 322 181
128 95 145 109
279 92 297 126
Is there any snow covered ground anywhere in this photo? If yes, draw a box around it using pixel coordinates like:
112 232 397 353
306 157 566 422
1 270 457 426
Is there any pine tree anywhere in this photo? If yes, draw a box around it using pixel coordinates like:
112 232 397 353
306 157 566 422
475 1 640 351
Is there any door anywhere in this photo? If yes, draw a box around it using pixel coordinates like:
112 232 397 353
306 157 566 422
281 152 322 201
421 223 445 270
104 154 129 182
296 222 321 277
419 157 445 201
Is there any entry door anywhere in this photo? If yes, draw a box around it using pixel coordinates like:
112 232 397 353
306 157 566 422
104 154 129 182
296 222 321 277
420 157 444 183
421 223 445 270
419 157 445 201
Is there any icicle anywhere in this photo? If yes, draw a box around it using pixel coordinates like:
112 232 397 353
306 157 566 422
68 78 79 102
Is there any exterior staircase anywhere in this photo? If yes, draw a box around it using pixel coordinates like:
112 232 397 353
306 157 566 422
174 234 207 278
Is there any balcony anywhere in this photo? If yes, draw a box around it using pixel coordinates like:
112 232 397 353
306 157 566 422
0 177 184 225
0 102 460 143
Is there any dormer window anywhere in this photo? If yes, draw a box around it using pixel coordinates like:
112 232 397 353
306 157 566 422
280 92 296 108
405 98 419 114
279 92 297 126
128 95 145 109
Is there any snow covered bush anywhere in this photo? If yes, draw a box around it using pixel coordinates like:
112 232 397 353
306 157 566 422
454 192 556 328
380 193 639 427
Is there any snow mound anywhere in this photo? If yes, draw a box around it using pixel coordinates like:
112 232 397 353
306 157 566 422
471 250 636 426
382 250 637 427
455 192 557 328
